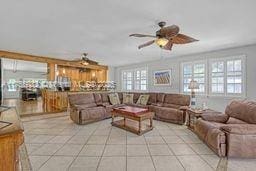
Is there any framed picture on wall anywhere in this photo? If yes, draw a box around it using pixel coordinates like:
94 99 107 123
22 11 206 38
153 70 172 86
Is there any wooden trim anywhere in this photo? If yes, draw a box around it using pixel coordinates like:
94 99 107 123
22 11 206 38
0 50 108 70
47 63 55 81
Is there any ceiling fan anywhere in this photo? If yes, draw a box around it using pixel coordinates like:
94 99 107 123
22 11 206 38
72 53 98 66
129 21 198 51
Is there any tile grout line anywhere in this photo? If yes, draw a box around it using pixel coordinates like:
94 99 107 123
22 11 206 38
29 117 83 169
25 117 222 171
160 124 187 170
175 126 217 170
67 123 101 170
170 124 216 170
25 117 76 169
95 125 113 170
143 121 158 171
35 123 81 170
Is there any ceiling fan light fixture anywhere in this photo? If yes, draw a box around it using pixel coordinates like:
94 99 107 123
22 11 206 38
155 38 169 48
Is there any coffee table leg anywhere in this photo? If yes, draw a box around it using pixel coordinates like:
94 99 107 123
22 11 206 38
139 120 141 134
111 114 114 124
150 118 153 128
124 117 126 126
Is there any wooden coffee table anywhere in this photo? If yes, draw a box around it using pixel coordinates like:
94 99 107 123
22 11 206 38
111 106 154 135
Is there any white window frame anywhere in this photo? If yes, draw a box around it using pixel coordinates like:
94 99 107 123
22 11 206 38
121 67 148 91
181 60 207 95
134 68 148 91
121 70 133 91
209 55 246 97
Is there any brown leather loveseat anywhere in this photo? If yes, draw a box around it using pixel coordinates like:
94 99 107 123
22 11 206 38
195 100 256 158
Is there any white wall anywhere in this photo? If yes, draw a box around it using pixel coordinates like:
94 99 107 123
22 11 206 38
114 44 256 112
107 66 115 81
3 69 47 98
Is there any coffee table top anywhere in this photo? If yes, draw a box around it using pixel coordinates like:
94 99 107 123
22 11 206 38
112 106 149 116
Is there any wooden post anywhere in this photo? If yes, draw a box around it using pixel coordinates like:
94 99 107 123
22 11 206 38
47 63 55 81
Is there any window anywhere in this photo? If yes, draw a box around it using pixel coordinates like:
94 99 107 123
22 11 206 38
122 70 133 91
134 69 147 91
227 59 242 94
210 61 224 94
7 79 17 92
121 68 147 91
209 56 245 96
182 61 206 93
181 55 245 97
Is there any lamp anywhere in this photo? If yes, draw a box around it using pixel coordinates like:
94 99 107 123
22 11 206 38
155 38 169 48
188 80 199 107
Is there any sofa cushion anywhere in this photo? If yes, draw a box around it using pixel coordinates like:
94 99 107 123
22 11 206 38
93 93 102 105
105 104 125 114
147 93 157 104
156 93 165 103
128 103 147 109
201 114 229 123
75 103 97 109
117 92 123 102
123 93 134 104
151 102 164 107
136 94 150 105
68 93 95 106
108 93 121 105
163 103 180 109
226 117 247 124
164 93 190 106
80 106 106 120
195 119 226 142
225 100 256 124
151 105 182 121
221 124 256 134
101 93 110 103
133 93 142 103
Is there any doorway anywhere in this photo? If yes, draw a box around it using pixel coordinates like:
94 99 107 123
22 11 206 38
1 58 48 116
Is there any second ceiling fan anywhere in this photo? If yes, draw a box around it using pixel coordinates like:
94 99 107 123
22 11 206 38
129 21 198 51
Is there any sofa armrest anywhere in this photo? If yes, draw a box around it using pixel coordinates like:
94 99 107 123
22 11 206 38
179 106 189 111
221 124 256 135
201 114 229 123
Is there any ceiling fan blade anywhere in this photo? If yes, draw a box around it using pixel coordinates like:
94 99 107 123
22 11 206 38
138 40 155 49
130 34 156 38
162 40 173 51
172 34 198 44
158 25 180 38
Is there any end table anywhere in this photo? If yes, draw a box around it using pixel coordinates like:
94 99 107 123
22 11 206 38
187 108 203 131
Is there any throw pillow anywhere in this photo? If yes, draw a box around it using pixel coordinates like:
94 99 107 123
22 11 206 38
136 95 150 105
123 93 134 104
108 93 120 105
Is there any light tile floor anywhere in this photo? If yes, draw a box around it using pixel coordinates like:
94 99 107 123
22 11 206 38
22 114 256 171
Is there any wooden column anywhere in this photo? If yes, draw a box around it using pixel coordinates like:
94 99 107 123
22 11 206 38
47 63 55 81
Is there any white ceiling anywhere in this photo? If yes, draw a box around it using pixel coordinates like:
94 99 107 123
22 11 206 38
2 58 47 73
0 0 256 66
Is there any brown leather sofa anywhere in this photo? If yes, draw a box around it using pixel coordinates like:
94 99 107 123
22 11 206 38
68 92 190 125
195 100 256 158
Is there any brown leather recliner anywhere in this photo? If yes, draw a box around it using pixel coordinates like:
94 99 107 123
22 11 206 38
195 100 256 158
68 93 108 124
149 93 190 124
